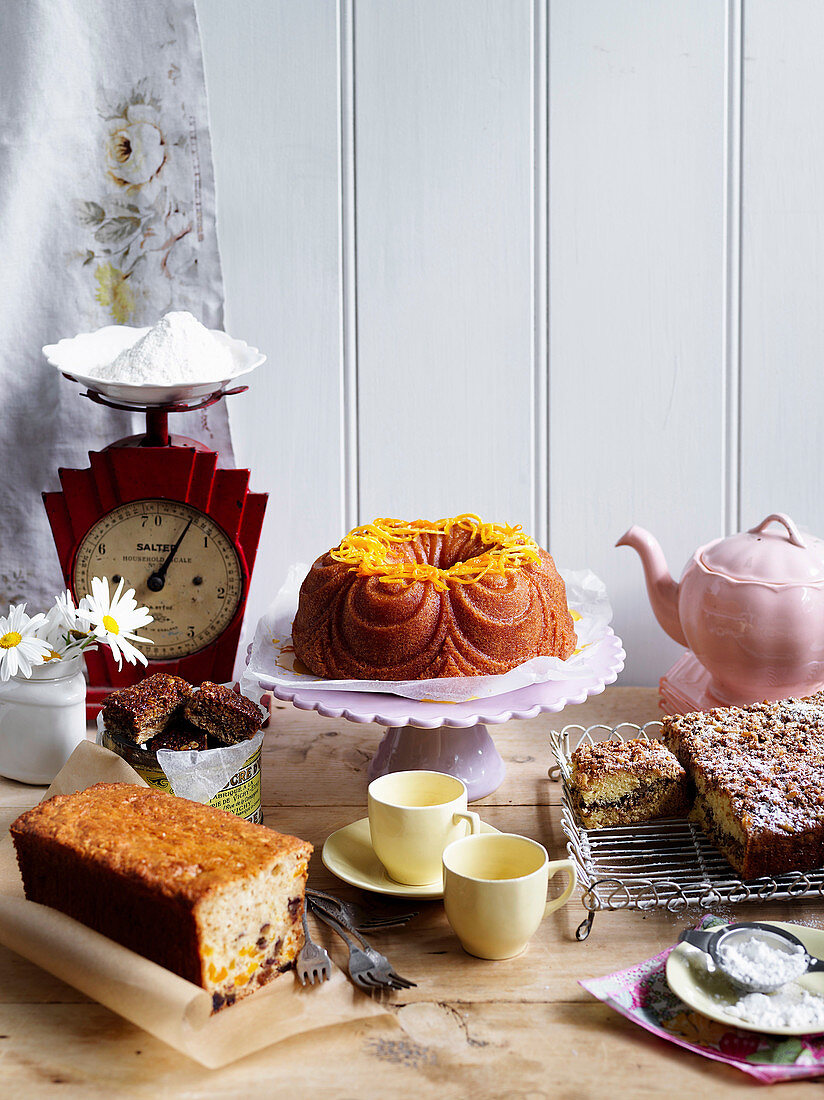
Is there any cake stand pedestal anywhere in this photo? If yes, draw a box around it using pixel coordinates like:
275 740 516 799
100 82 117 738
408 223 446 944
263 630 625 801
367 723 506 794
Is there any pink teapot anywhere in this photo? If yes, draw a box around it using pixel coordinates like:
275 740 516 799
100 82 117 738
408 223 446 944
617 513 824 705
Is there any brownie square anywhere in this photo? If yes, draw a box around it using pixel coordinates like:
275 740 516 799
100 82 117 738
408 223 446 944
147 723 209 752
185 682 262 745
102 674 193 745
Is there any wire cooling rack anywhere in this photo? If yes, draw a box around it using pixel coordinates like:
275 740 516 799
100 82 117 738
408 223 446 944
549 722 824 941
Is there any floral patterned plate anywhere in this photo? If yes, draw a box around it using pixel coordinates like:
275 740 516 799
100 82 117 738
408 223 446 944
666 921 824 1036
43 325 265 408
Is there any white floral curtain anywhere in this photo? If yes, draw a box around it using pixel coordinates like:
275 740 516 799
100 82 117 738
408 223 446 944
0 0 230 609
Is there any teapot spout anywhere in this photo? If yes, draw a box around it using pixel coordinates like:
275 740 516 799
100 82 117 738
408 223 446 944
616 526 687 647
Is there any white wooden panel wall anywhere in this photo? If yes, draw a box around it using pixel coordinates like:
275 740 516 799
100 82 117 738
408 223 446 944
197 0 344 669
548 0 730 684
354 0 536 526
198 1 823 686
739 1 824 530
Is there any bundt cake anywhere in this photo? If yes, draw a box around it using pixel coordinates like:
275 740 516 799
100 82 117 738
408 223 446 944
291 515 577 680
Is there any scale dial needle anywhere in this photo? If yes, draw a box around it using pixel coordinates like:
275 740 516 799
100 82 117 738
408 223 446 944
146 518 193 592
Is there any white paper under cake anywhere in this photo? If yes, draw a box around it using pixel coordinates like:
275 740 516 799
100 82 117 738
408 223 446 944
242 565 613 704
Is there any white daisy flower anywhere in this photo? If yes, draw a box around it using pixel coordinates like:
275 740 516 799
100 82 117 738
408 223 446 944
42 590 79 647
41 590 98 658
76 577 154 668
0 604 52 681
53 589 82 631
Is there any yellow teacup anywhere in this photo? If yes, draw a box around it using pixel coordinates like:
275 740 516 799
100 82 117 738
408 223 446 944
442 832 577 959
368 770 481 886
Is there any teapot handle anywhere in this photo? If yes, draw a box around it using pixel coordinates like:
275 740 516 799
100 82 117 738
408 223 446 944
748 513 807 549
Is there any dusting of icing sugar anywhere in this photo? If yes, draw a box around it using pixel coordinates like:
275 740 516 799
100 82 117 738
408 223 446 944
665 694 824 835
719 934 809 988
92 311 234 385
776 700 824 722
686 936 824 1030
725 984 824 1030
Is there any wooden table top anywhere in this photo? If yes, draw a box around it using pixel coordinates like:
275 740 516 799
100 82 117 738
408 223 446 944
0 685 821 1097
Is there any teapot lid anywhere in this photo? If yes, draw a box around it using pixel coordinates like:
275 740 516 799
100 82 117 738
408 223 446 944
699 513 824 585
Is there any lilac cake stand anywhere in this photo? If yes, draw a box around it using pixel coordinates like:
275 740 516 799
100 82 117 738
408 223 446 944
265 630 625 801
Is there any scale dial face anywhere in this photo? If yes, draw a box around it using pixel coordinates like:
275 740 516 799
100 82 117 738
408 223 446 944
72 499 244 660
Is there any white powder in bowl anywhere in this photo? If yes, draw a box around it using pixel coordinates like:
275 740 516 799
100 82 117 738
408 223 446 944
719 933 810 989
92 311 234 385
726 984 824 1030
688 932 824 1031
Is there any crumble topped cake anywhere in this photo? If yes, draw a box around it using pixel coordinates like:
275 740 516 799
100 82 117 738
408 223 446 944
570 738 689 829
663 694 824 879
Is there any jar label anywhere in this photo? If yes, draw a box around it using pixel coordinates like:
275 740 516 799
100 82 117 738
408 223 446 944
100 730 262 823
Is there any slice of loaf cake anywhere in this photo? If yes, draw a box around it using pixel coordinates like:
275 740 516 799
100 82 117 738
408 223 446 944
10 783 312 1011
569 738 689 829
663 694 824 879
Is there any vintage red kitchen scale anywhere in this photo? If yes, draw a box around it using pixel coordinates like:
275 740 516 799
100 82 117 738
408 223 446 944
42 331 266 716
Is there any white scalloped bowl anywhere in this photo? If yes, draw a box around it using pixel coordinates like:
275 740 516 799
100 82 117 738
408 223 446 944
42 324 265 408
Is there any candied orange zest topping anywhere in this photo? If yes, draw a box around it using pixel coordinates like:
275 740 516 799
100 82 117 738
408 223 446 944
329 514 541 592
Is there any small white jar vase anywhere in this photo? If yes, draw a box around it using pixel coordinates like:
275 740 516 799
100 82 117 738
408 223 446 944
0 656 87 784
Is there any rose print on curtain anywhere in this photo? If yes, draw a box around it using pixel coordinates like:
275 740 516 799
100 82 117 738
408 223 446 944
73 79 209 325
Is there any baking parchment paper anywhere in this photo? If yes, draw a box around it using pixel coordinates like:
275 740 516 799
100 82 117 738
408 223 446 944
242 564 613 703
0 741 389 1068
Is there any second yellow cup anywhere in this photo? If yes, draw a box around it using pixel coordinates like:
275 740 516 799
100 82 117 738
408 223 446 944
368 770 481 885
442 832 577 959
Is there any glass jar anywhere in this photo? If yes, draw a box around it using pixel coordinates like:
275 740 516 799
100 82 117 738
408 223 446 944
0 656 87 784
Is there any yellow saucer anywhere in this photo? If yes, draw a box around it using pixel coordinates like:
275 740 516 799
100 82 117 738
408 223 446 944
666 921 824 1036
322 817 499 900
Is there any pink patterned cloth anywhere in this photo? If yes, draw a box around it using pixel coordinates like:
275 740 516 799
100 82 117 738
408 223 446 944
580 916 824 1084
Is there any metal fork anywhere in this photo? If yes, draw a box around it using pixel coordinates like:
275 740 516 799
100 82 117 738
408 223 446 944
311 901 417 990
306 888 419 931
309 904 417 993
295 908 332 986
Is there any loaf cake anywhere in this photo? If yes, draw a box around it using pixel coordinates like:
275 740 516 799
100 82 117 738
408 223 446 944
570 738 689 828
184 681 262 745
102 674 192 745
663 695 824 879
292 514 576 680
10 783 312 1011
